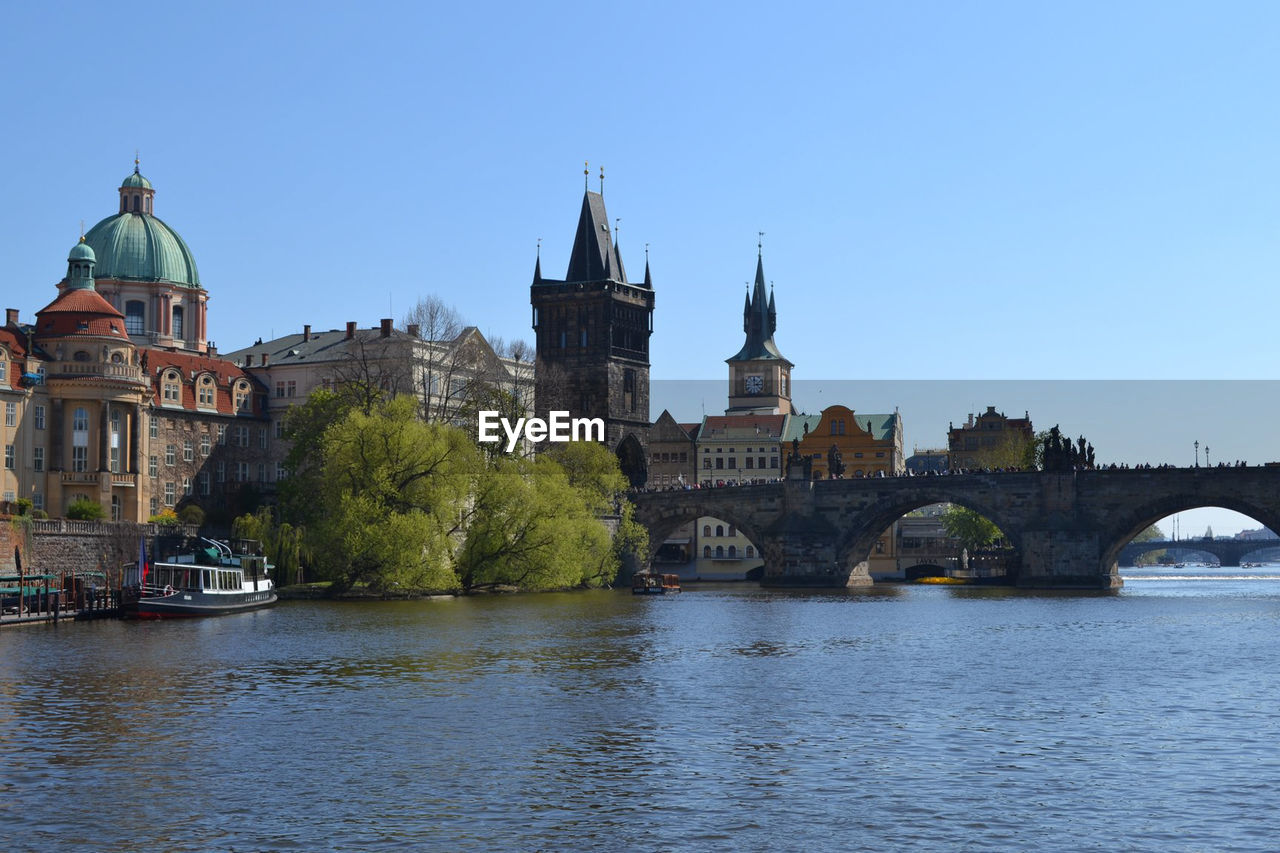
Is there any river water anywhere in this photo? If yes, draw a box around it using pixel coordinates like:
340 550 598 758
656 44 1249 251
3 568 1279 851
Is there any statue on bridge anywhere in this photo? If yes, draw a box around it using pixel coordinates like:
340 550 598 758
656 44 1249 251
827 444 845 479
1042 425 1096 472
786 438 813 480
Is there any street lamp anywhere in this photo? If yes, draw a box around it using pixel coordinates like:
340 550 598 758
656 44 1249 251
1194 440 1199 468
1205 445 1210 467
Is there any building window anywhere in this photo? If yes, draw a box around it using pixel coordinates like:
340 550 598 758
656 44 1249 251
125 301 145 335
182 440 192 462
259 428 268 449
182 477 192 496
73 406 88 432
200 434 210 455
237 426 249 448
0 360 5 383
3 444 12 470
34 405 45 430
728 457 736 468
276 462 287 481
198 378 215 407
164 482 175 506
111 495 121 522
149 497 158 516
703 458 711 469
275 419 285 438
149 456 157 477
165 444 175 466
198 472 210 495
715 546 725 558
703 524 711 537
216 461 225 482
33 447 44 472
703 546 711 558
235 461 248 482
71 446 87 473
32 492 43 511
149 416 158 438
4 402 14 427
286 380 296 397
217 424 226 445
728 545 737 558
275 381 285 398
172 306 184 339
258 463 266 483
715 525 724 537
746 457 754 469
746 546 754 558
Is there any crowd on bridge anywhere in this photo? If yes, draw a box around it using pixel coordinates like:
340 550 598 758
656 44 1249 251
629 459 1265 493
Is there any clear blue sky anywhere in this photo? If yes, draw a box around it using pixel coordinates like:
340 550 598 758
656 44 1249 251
4 2 1277 533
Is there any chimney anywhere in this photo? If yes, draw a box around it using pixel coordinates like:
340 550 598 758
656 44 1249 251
380 318 392 337
245 354 254 367
5 309 17 326
260 352 269 367
346 321 356 339
407 323 420 339
303 324 311 342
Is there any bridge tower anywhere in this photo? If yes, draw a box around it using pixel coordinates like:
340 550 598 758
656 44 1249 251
726 249 792 415
530 179 654 485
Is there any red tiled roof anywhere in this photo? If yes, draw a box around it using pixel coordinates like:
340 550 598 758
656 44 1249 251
145 348 266 416
35 288 127 338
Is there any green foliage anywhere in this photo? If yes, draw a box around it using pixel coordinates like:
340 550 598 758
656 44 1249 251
1132 524 1164 542
14 498 32 516
456 456 616 591
177 504 206 526
544 440 629 514
67 498 106 521
941 505 1003 550
278 389 357 529
310 395 478 592
233 507 310 586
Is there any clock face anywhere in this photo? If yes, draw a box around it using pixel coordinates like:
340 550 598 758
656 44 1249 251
745 374 763 395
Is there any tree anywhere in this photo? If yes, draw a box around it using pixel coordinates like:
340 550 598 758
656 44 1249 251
278 389 356 528
941 505 1003 550
1131 524 1166 566
456 456 616 591
310 395 480 592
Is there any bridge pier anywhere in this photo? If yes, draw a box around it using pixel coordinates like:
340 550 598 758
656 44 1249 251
1017 529 1121 589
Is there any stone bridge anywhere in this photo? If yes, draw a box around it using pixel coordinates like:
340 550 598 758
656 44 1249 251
631 467 1280 589
1118 538 1280 567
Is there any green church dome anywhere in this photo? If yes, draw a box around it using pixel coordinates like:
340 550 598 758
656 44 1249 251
84 169 200 287
68 238 96 262
121 170 153 189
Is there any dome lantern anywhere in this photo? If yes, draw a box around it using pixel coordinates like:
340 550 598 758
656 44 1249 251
64 237 97 290
118 158 156 215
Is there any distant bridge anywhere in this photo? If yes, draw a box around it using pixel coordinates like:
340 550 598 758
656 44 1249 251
1118 538 1280 567
631 467 1280 589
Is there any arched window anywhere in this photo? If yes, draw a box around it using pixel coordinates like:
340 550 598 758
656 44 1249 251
746 546 754 558
703 546 711 558
728 525 736 537
715 525 724 537
172 306 184 339
125 301 145 335
715 546 724 558
728 545 737 558
132 195 140 212
703 524 711 537
162 371 181 403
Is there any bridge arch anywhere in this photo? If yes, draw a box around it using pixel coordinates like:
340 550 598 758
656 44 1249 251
634 497 772 572
1100 495 1280 574
832 488 1023 584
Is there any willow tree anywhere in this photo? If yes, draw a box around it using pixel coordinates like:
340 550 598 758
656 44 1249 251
456 455 616 591
311 395 480 592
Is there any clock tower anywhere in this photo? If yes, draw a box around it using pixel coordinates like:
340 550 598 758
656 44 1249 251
726 250 792 415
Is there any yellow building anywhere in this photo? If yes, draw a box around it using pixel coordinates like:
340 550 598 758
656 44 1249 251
790 405 904 479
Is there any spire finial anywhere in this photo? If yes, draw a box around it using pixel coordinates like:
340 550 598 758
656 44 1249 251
645 242 649 261
536 237 542 259
79 220 85 240
599 165 604 196
584 160 589 190
757 231 765 255
134 149 140 174
614 217 620 243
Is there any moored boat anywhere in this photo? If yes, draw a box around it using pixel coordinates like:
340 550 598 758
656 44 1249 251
121 537 276 619
632 572 681 595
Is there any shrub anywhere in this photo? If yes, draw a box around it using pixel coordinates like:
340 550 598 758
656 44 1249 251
32 509 48 520
67 498 105 521
178 504 206 527
148 508 181 526
14 498 32 516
